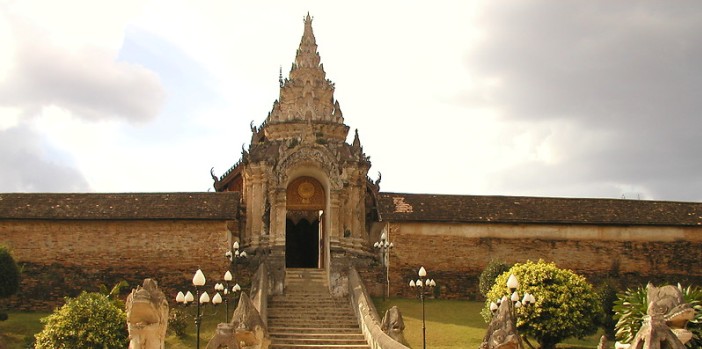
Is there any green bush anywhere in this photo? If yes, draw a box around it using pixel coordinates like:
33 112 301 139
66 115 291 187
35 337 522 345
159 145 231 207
479 259 511 298
34 292 128 349
597 279 619 340
167 307 190 338
0 245 21 322
483 260 601 349
0 245 20 299
98 280 129 309
614 284 702 349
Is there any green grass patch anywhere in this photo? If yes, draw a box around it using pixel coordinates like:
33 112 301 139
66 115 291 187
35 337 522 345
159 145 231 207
164 307 231 349
375 298 486 349
3 301 604 349
0 312 48 349
374 298 602 349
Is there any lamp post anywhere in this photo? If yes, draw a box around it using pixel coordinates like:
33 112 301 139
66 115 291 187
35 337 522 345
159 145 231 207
225 241 247 281
175 269 222 349
490 274 536 328
215 270 242 323
373 231 394 300
409 266 436 349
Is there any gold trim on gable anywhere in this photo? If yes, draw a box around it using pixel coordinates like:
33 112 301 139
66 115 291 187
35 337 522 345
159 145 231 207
287 177 325 210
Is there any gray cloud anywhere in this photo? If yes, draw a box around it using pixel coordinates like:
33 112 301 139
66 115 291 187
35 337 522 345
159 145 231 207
0 17 164 123
459 1 702 201
0 125 90 192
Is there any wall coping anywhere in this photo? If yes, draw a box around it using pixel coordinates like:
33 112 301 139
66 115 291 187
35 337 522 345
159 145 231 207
348 266 410 349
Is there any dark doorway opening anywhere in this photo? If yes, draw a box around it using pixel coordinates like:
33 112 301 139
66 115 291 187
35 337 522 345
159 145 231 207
285 217 319 268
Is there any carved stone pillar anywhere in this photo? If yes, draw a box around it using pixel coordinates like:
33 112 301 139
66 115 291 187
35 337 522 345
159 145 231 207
271 189 287 248
329 190 342 242
248 165 267 240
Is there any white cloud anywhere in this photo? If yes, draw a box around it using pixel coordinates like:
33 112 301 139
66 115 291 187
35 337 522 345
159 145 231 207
0 17 164 123
0 1 700 201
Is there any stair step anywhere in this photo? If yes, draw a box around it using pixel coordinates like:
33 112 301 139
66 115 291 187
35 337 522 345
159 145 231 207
270 336 366 342
269 309 352 313
269 319 358 324
269 343 370 349
269 269 368 349
268 314 357 318
271 332 364 338
269 327 363 333
271 341 368 346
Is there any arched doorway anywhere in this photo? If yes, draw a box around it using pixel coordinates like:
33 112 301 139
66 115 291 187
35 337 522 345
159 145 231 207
286 176 325 268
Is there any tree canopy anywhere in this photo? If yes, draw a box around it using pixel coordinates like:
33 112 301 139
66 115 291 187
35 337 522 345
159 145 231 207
35 292 128 349
484 260 601 349
0 245 20 299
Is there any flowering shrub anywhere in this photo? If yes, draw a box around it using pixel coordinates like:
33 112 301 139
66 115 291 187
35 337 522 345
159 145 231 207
35 292 128 349
483 260 601 349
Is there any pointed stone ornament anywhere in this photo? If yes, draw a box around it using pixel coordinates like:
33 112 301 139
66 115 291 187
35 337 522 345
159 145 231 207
264 12 349 141
207 292 270 349
231 292 270 348
381 305 409 345
480 300 523 349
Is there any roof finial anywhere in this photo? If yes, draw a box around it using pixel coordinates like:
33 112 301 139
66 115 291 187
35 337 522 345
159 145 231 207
279 65 283 87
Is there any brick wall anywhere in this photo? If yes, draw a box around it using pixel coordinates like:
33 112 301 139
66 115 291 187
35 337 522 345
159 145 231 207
0 219 237 311
3 218 702 310
384 222 702 300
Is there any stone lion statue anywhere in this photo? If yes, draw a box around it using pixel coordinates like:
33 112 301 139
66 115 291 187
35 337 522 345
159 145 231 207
628 283 695 349
125 278 169 349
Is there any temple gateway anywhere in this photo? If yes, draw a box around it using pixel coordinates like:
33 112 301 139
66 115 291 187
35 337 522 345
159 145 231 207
1 14 701 317
210 14 381 290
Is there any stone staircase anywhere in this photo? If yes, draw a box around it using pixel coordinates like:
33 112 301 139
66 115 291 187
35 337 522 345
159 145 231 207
268 268 369 349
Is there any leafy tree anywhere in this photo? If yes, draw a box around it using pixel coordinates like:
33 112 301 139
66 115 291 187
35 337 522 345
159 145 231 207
34 292 128 349
167 308 190 338
0 245 20 298
614 284 702 349
483 260 601 349
597 279 620 340
98 280 129 309
479 259 511 298
0 245 21 322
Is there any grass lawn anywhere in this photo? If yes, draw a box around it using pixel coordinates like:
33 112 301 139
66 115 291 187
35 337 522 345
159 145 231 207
0 312 48 349
2 300 603 349
0 309 228 349
374 298 603 349
163 307 233 349
375 298 488 349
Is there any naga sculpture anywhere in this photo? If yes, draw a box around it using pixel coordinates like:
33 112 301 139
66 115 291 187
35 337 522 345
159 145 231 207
206 323 240 349
206 292 270 349
125 278 169 349
479 300 523 349
381 306 408 345
628 283 695 349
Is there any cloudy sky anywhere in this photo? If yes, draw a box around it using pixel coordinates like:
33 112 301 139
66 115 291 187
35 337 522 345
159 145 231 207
1 1 701 202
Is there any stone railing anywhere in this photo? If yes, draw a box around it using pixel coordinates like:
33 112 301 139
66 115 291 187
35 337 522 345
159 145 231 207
250 261 270 325
348 266 410 349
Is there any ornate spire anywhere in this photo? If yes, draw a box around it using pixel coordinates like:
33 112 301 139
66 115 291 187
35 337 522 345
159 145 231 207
265 13 345 127
294 13 322 70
